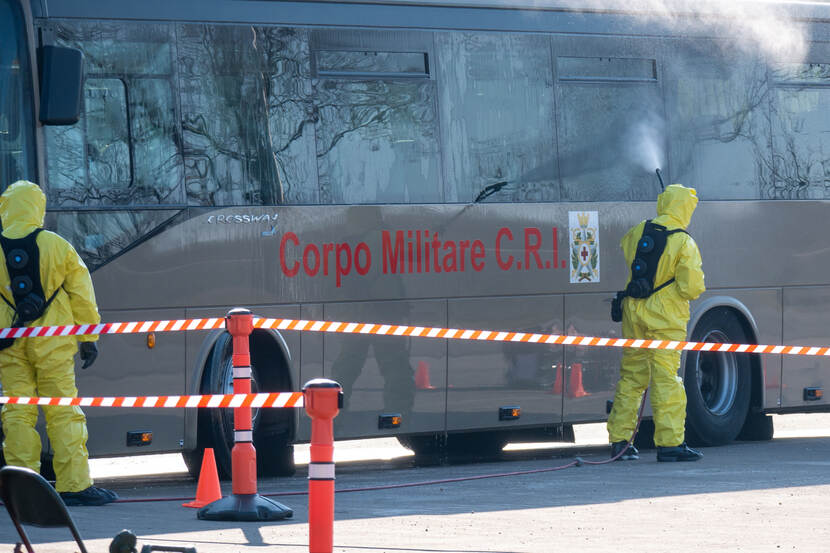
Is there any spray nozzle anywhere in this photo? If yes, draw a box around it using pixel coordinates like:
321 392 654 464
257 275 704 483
655 168 665 190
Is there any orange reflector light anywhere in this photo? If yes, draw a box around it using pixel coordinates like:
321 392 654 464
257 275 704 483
126 430 153 446
378 413 402 429
499 406 521 420
804 387 823 401
147 332 156 349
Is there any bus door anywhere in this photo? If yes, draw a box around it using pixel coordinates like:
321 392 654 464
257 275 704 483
551 33 666 423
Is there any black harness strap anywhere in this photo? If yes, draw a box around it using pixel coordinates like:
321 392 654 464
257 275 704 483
611 220 690 322
0 228 62 325
625 220 688 299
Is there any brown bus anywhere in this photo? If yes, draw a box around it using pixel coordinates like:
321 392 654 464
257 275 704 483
2 0 829 478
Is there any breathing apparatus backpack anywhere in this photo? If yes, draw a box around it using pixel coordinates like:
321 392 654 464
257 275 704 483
0 229 62 349
610 220 688 322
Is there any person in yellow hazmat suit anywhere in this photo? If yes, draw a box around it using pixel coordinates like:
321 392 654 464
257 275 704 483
0 180 117 505
607 183 706 462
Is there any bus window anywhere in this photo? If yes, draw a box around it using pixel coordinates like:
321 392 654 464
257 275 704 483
315 50 429 78
85 78 131 191
313 79 441 204
130 78 181 202
178 24 318 206
311 29 441 205
435 32 558 203
770 63 830 200
0 0 36 189
555 55 663 202
43 21 183 207
665 42 768 200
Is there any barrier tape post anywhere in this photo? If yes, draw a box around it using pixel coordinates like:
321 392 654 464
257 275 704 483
303 378 342 553
197 308 293 522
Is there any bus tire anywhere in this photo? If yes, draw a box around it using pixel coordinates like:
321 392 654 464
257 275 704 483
684 309 752 447
195 331 296 480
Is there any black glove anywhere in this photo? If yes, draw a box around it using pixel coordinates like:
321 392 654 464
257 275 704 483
79 341 99 369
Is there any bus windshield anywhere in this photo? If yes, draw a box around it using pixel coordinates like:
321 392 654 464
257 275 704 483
0 0 36 189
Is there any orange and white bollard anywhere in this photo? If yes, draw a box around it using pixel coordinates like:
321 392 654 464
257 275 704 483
198 308 293 521
303 378 342 553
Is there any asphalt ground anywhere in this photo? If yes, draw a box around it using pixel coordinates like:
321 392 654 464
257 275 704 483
3 415 830 553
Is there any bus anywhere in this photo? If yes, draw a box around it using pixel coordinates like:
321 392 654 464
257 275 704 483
2 0 829 479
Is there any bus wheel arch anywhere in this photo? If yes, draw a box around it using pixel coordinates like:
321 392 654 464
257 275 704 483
183 327 296 480
684 304 759 446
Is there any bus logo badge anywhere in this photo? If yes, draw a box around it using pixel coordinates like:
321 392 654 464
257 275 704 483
569 211 599 283
205 213 279 237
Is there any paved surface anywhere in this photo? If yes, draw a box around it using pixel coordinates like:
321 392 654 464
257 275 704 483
3 416 830 552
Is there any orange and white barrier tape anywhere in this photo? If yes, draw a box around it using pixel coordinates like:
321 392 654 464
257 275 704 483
0 392 303 408
0 316 826 357
0 318 226 339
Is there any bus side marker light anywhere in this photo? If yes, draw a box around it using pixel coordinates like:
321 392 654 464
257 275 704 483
804 387 823 401
499 406 521 421
378 414 402 429
126 430 153 446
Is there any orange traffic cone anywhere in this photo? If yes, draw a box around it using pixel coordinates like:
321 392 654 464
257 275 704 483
567 363 590 398
415 361 436 390
551 364 563 395
183 447 222 508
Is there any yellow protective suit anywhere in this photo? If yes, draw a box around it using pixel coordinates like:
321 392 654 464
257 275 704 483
607 184 706 448
0 181 100 493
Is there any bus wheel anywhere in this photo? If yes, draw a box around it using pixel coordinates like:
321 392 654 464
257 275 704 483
684 309 752 447
194 331 296 480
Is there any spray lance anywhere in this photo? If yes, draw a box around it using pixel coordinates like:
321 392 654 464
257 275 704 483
655 168 665 190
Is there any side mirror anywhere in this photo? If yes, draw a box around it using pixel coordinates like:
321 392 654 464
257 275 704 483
38 45 83 126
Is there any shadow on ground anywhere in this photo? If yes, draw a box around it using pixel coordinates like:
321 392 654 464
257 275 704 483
4 436 830 547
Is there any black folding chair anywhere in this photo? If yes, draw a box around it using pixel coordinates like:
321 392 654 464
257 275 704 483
0 465 88 553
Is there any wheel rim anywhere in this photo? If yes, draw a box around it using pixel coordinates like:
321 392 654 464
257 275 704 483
694 329 738 416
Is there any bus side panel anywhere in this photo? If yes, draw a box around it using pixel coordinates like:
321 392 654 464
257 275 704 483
446 296 564 432
783 287 830 409
563 293 621 424
83 308 185 456
324 299 446 438
296 302 324 442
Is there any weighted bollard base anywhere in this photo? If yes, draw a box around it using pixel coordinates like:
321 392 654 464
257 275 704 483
197 493 293 522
